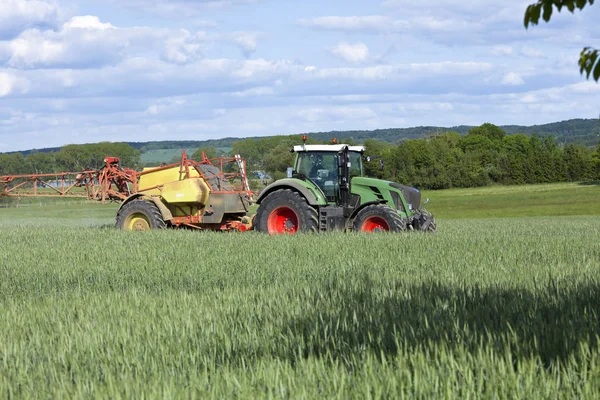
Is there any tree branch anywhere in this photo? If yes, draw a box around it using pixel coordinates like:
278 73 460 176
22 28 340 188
524 0 595 27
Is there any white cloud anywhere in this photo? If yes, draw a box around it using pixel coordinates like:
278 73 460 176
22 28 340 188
0 15 136 69
102 0 260 16
231 86 275 97
0 16 261 69
520 46 546 58
296 106 377 122
329 42 369 63
298 16 405 33
298 14 487 39
521 94 537 103
160 31 206 65
228 32 260 57
0 0 62 39
382 0 489 14
490 45 513 56
409 102 454 112
63 15 114 30
0 72 16 97
502 72 525 85
410 16 480 33
300 2 595 48
0 71 28 97
144 97 186 115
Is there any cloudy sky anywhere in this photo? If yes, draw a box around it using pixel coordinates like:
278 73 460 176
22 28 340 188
0 0 599 151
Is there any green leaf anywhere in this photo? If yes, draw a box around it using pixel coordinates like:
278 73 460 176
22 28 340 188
531 4 542 23
543 3 553 21
593 61 600 81
579 48 599 80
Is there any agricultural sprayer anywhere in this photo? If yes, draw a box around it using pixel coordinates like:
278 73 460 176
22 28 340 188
1 152 254 231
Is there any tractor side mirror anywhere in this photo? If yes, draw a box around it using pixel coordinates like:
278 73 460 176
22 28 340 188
287 167 293 178
365 155 385 170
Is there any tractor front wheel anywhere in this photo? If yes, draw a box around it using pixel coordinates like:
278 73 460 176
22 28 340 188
254 189 318 234
116 200 167 231
353 204 406 233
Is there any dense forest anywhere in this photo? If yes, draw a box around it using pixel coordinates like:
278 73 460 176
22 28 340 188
1 122 600 190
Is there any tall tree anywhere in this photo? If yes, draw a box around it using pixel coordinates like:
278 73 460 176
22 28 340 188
191 147 217 161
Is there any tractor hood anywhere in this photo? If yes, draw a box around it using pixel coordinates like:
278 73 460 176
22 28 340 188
351 177 422 211
389 182 422 211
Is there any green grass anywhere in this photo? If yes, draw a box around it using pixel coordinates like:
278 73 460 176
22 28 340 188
423 182 600 219
1 183 600 397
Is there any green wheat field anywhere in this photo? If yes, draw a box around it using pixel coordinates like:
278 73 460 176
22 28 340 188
1 183 600 398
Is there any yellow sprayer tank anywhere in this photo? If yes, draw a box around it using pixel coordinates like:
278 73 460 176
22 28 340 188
138 166 211 207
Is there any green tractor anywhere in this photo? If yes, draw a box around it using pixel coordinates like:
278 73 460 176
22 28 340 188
253 142 436 234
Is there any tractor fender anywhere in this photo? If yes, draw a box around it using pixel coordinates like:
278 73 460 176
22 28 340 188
256 179 327 206
118 194 174 221
348 200 388 221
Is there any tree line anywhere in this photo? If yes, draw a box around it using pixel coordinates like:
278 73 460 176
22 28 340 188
0 143 141 175
2 123 600 190
362 124 600 189
226 123 600 189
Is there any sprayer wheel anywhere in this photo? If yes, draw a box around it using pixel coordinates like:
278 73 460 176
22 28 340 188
116 199 167 231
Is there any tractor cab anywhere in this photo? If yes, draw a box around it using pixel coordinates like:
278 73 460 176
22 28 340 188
292 144 365 203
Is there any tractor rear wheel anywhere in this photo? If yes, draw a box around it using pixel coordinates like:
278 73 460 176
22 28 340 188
254 189 318 234
116 200 167 231
353 204 406 233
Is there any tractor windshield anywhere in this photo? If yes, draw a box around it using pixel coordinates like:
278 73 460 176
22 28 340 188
296 152 338 182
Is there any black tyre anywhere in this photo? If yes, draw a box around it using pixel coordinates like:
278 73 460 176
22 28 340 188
254 189 318 234
425 219 437 233
412 212 437 233
116 200 167 231
352 204 406 232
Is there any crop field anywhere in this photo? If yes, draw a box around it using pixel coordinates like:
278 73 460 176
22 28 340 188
1 183 600 398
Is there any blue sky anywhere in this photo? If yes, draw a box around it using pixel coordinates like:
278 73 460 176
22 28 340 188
0 0 599 152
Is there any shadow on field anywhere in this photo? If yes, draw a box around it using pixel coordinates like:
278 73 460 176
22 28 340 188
283 278 600 368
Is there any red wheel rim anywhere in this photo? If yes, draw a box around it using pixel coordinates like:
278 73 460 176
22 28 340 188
361 216 390 232
267 206 299 234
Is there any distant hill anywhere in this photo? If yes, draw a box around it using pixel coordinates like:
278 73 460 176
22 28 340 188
129 118 600 151
8 118 600 158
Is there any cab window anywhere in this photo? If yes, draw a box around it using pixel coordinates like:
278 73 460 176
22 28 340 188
348 152 363 177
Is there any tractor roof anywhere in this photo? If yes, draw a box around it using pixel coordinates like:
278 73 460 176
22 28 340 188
293 144 366 153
